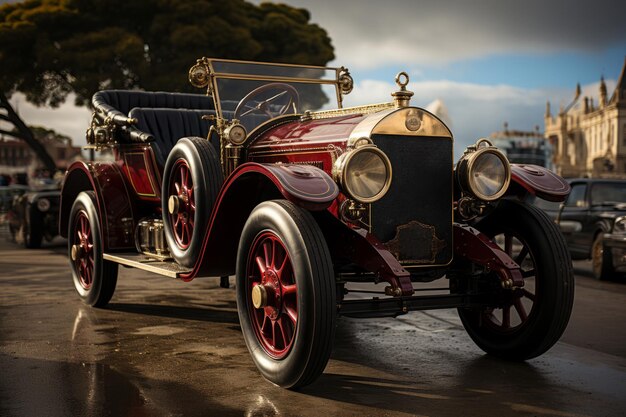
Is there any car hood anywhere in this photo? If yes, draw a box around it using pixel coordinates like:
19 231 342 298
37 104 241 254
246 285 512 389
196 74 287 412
247 106 452 152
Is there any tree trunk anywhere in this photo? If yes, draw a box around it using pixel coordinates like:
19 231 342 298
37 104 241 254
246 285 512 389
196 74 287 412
0 92 57 174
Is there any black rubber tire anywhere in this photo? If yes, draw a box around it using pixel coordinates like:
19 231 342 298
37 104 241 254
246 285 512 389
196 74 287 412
236 200 336 389
591 233 615 280
23 204 43 248
68 191 118 307
162 137 222 268
458 199 574 360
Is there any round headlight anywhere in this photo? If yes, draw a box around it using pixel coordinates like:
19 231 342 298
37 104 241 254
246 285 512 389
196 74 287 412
37 198 50 212
333 146 392 203
457 147 510 201
226 123 247 145
614 216 626 234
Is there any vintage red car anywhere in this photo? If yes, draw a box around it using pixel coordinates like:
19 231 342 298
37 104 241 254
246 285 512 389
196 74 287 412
60 58 574 388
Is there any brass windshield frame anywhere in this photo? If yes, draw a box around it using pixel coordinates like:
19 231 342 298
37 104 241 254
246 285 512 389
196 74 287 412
195 57 347 119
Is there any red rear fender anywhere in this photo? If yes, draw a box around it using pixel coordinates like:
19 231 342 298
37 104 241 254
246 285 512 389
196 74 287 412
60 161 135 250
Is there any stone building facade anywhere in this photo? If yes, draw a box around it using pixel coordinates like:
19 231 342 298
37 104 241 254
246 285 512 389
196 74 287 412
544 58 626 178
490 123 553 170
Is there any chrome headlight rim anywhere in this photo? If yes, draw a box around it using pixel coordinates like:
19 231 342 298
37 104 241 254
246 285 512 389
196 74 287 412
36 198 51 212
459 146 511 202
225 123 247 145
333 145 392 204
613 216 626 235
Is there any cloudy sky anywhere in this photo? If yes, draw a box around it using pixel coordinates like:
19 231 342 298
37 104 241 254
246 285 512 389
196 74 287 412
7 0 626 156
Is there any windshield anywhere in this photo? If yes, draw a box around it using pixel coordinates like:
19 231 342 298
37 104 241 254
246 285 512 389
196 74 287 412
207 59 343 132
590 182 626 205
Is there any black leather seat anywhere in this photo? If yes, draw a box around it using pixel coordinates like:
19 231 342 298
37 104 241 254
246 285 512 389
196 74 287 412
92 90 215 117
91 90 272 167
129 108 219 166
92 90 219 166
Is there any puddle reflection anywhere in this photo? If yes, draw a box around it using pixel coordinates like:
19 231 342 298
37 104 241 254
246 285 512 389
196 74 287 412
0 356 148 417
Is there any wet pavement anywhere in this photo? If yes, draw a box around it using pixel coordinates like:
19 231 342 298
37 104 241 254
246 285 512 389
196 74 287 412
1 233 626 417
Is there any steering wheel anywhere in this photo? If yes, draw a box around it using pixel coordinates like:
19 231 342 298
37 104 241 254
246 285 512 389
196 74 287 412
234 83 300 120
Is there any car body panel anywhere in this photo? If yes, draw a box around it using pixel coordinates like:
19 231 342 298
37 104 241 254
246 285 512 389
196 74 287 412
117 145 162 202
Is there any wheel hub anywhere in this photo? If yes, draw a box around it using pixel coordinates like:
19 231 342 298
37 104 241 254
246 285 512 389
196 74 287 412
252 284 269 309
168 159 195 249
180 190 189 204
73 211 94 290
168 195 180 214
247 231 298 359
255 269 282 319
71 244 84 261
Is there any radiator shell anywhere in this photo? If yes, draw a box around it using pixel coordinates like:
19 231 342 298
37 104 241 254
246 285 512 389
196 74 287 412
371 134 453 267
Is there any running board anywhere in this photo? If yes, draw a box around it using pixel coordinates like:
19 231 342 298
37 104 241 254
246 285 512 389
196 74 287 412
103 252 192 278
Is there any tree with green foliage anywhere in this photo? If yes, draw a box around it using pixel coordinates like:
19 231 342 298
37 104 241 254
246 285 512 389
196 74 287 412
0 0 335 172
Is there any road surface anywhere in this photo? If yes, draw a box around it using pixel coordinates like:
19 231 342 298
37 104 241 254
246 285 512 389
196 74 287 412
1 233 625 416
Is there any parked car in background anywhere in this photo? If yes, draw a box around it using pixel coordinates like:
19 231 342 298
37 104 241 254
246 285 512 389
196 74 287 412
60 57 574 389
533 178 626 279
7 179 61 248
0 184 28 213
604 215 626 276
1 184 29 238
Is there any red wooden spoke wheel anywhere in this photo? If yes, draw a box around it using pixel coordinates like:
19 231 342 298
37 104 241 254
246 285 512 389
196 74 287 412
247 231 298 359
457 199 574 360
169 159 196 250
73 211 95 290
68 191 118 307
481 232 536 333
162 137 223 268
236 200 336 389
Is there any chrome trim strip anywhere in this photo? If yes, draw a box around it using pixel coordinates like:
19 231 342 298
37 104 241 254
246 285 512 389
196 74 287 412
302 102 394 121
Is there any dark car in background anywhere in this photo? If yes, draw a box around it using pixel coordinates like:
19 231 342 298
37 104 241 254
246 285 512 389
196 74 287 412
6 180 62 248
1 184 29 238
0 184 28 213
533 178 626 279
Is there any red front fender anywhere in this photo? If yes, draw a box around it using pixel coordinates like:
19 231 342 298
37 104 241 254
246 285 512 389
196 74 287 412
232 162 339 210
508 164 570 202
